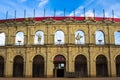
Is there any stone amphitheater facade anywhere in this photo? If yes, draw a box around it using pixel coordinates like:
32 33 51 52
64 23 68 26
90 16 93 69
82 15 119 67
0 17 120 78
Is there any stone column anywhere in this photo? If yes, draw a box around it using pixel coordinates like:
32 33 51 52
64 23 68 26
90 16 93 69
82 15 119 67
111 59 116 77
24 51 32 77
47 60 54 77
24 35 27 45
90 58 96 77
5 52 13 77
68 59 74 72
44 34 47 44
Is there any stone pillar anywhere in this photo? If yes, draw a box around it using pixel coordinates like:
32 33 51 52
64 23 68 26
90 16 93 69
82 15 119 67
47 60 54 77
68 48 74 72
91 34 95 44
24 35 27 45
70 34 75 44
24 51 32 77
111 59 116 77
29 35 34 45
108 59 111 77
65 34 68 44
11 36 15 45
44 34 47 44
25 60 32 77
7 35 14 45
49 34 54 44
90 59 96 77
5 53 13 77
69 59 74 72
87 60 90 77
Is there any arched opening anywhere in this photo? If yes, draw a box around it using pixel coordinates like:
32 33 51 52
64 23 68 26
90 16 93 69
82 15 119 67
54 30 65 44
75 55 88 77
34 31 44 45
96 55 108 77
75 30 85 44
116 55 120 76
13 55 24 77
32 55 44 77
114 31 120 45
15 32 24 45
0 32 5 46
0 56 4 77
53 55 66 77
95 30 105 45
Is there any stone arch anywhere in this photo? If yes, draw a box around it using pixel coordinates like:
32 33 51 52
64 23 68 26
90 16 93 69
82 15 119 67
13 55 24 77
0 32 6 46
73 53 88 62
53 54 66 77
114 31 120 45
96 55 108 77
52 54 67 62
115 55 120 76
15 31 24 45
74 54 88 77
75 30 85 44
54 30 65 44
95 30 105 45
34 30 44 45
32 55 44 77
54 54 66 63
0 56 4 77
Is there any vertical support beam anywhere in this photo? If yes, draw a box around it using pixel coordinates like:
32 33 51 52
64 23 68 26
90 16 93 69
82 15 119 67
24 9 26 18
112 10 114 22
88 24 91 77
107 24 112 77
47 52 54 77
93 9 95 20
5 51 13 77
64 8 66 17
74 8 75 19
6 11 8 19
84 8 86 20
44 8 46 17
103 9 105 20
54 8 56 17
34 9 35 18
46 46 48 77
14 10 16 19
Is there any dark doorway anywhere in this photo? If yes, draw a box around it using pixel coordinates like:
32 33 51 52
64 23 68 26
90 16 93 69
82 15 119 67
32 55 44 77
53 55 66 77
57 69 64 77
75 55 88 77
0 56 4 77
96 55 108 77
116 55 120 76
13 55 24 77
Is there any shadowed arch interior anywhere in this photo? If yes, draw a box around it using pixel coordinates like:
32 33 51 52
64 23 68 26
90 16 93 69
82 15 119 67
32 55 44 77
13 55 24 77
75 55 88 77
116 55 120 76
0 56 4 77
96 55 108 77
53 55 66 77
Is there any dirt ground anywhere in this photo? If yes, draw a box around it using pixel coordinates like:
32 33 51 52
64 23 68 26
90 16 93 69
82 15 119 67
0 77 120 80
